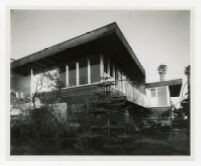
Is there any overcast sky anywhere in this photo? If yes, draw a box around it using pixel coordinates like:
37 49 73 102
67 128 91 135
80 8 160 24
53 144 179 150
11 10 190 82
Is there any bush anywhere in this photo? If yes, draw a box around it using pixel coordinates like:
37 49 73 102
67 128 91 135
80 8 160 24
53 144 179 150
10 101 69 154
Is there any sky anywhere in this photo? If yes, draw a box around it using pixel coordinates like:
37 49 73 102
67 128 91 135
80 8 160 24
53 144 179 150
11 10 190 83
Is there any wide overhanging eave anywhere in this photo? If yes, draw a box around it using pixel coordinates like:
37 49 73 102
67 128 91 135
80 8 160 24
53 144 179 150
11 22 145 78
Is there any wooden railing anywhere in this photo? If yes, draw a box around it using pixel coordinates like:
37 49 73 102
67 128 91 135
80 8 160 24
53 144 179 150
112 80 148 107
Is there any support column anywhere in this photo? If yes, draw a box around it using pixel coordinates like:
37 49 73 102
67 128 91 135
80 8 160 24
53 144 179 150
76 61 79 86
66 65 69 86
107 58 110 77
30 68 34 97
87 58 91 84
100 54 104 81
113 64 115 81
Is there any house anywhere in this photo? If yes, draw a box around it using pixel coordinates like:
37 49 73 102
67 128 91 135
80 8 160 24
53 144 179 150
11 22 149 115
146 65 182 111
11 22 182 120
146 79 182 108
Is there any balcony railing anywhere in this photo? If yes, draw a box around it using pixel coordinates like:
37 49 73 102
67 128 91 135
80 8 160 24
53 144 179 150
110 79 149 107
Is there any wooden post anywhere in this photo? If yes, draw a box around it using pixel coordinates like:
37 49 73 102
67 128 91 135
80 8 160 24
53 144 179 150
66 65 69 87
107 58 110 77
113 64 115 81
87 58 91 84
30 68 34 97
76 61 79 86
100 54 104 82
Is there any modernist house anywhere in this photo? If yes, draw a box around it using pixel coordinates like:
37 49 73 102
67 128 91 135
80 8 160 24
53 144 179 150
11 22 182 115
11 22 149 114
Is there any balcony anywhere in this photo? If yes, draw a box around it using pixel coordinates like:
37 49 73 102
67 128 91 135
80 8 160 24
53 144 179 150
99 78 149 108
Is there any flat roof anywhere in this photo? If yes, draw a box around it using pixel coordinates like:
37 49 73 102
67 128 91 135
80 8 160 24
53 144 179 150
146 79 182 88
11 22 145 77
146 79 183 97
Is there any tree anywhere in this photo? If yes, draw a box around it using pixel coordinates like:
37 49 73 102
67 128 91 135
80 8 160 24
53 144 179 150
185 65 190 101
158 64 167 73
173 65 190 129
10 68 67 154
89 76 140 137
31 68 65 109
158 64 167 81
181 65 190 128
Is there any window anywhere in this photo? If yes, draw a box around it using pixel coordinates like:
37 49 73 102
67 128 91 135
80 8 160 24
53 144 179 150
115 66 122 89
79 57 88 85
110 62 114 77
90 55 100 83
150 88 156 97
118 70 123 82
66 56 102 87
115 66 118 81
68 61 76 86
104 56 108 75
58 65 66 87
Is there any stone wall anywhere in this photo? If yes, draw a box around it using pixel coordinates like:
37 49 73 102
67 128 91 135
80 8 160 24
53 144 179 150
48 103 68 124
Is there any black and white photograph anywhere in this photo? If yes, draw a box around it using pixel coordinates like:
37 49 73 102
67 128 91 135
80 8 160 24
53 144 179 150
10 9 191 156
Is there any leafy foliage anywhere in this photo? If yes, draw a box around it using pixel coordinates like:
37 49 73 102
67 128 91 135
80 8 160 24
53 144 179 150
10 70 67 154
173 65 190 129
157 64 167 73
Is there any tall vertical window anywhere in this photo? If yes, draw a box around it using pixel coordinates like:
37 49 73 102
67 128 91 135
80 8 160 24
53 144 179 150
115 66 119 89
79 57 88 85
118 70 122 82
115 66 118 81
90 55 100 83
104 56 108 75
110 62 113 77
68 61 76 86
58 65 66 87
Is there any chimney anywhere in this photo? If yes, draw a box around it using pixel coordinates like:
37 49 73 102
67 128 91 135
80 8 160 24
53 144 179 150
158 65 167 81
